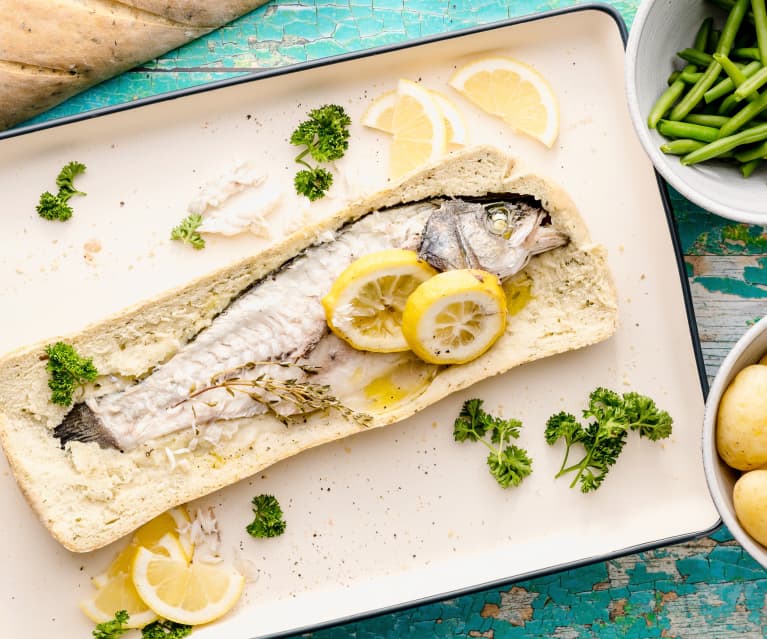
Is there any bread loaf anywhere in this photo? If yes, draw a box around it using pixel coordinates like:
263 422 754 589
0 0 270 130
0 146 618 551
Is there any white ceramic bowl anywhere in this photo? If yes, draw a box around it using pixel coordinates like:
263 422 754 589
626 0 767 224
702 316 767 569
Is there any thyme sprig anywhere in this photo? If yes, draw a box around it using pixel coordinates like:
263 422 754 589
178 361 371 427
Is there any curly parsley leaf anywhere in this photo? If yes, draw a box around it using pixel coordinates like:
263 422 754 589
452 398 490 442
291 104 351 200
92 610 129 639
247 494 287 538
141 619 193 638
453 399 532 488
546 388 673 493
294 168 334 202
56 160 87 198
37 161 86 221
36 191 73 221
44 341 98 406
170 213 205 250
487 444 533 488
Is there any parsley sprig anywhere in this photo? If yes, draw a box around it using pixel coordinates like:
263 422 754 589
170 213 205 250
453 399 532 488
44 341 98 407
290 105 351 201
92 612 192 639
92 610 129 639
545 387 673 493
247 494 287 538
36 160 87 221
141 619 193 638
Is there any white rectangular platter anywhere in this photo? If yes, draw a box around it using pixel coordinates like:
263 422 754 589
0 6 719 637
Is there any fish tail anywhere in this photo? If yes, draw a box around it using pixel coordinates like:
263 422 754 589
53 404 120 450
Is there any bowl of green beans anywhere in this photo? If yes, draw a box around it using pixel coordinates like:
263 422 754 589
626 0 767 223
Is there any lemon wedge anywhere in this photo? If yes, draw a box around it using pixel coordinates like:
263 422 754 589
132 547 245 625
402 269 507 365
389 79 448 178
82 533 189 625
322 249 438 352
430 90 469 148
362 88 468 148
361 89 397 133
81 572 159 627
449 56 559 147
91 506 193 588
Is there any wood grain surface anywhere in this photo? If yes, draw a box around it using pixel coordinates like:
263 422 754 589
8 1 767 637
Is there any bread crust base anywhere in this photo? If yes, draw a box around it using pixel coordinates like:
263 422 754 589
0 146 618 551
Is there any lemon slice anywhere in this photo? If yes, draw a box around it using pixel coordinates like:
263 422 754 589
81 572 159 627
449 56 559 147
361 90 397 133
132 547 245 625
389 79 448 178
82 533 189 625
322 249 438 352
402 269 507 365
431 91 469 147
92 507 193 588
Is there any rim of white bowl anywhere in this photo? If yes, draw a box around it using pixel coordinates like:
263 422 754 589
625 0 766 225
702 315 767 567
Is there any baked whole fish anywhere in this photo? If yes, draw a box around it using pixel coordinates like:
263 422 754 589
56 195 568 452
0 147 618 551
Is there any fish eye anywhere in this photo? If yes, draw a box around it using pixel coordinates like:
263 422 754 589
484 204 511 237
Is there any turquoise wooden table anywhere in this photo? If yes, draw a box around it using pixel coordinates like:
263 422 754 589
17 0 767 636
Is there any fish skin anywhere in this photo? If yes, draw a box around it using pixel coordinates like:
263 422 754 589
58 196 568 452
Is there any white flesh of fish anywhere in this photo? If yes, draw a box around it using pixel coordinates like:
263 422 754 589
85 202 437 450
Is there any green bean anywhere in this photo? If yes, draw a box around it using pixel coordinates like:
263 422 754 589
678 49 714 66
714 52 749 83
660 139 707 155
704 60 762 102
733 65 767 99
649 18 714 128
681 121 767 164
698 17 715 51
648 81 688 128
719 92 741 113
732 47 762 59
658 119 721 142
733 138 767 160
719 90 767 135
680 71 704 83
668 71 681 85
685 113 731 126
740 157 763 175
667 2 750 121
718 0 752 54
669 61 723 121
709 0 756 25
709 29 722 53
753 0 767 65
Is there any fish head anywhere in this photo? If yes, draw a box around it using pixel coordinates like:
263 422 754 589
418 197 569 280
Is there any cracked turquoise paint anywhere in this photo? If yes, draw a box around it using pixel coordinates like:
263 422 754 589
12 0 765 637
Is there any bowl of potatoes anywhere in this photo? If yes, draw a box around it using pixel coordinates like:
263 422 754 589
704 316 767 566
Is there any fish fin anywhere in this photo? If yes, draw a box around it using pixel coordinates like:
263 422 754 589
53 404 120 450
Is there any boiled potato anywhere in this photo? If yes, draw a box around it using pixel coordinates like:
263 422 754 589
717 364 767 470
734 470 767 546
